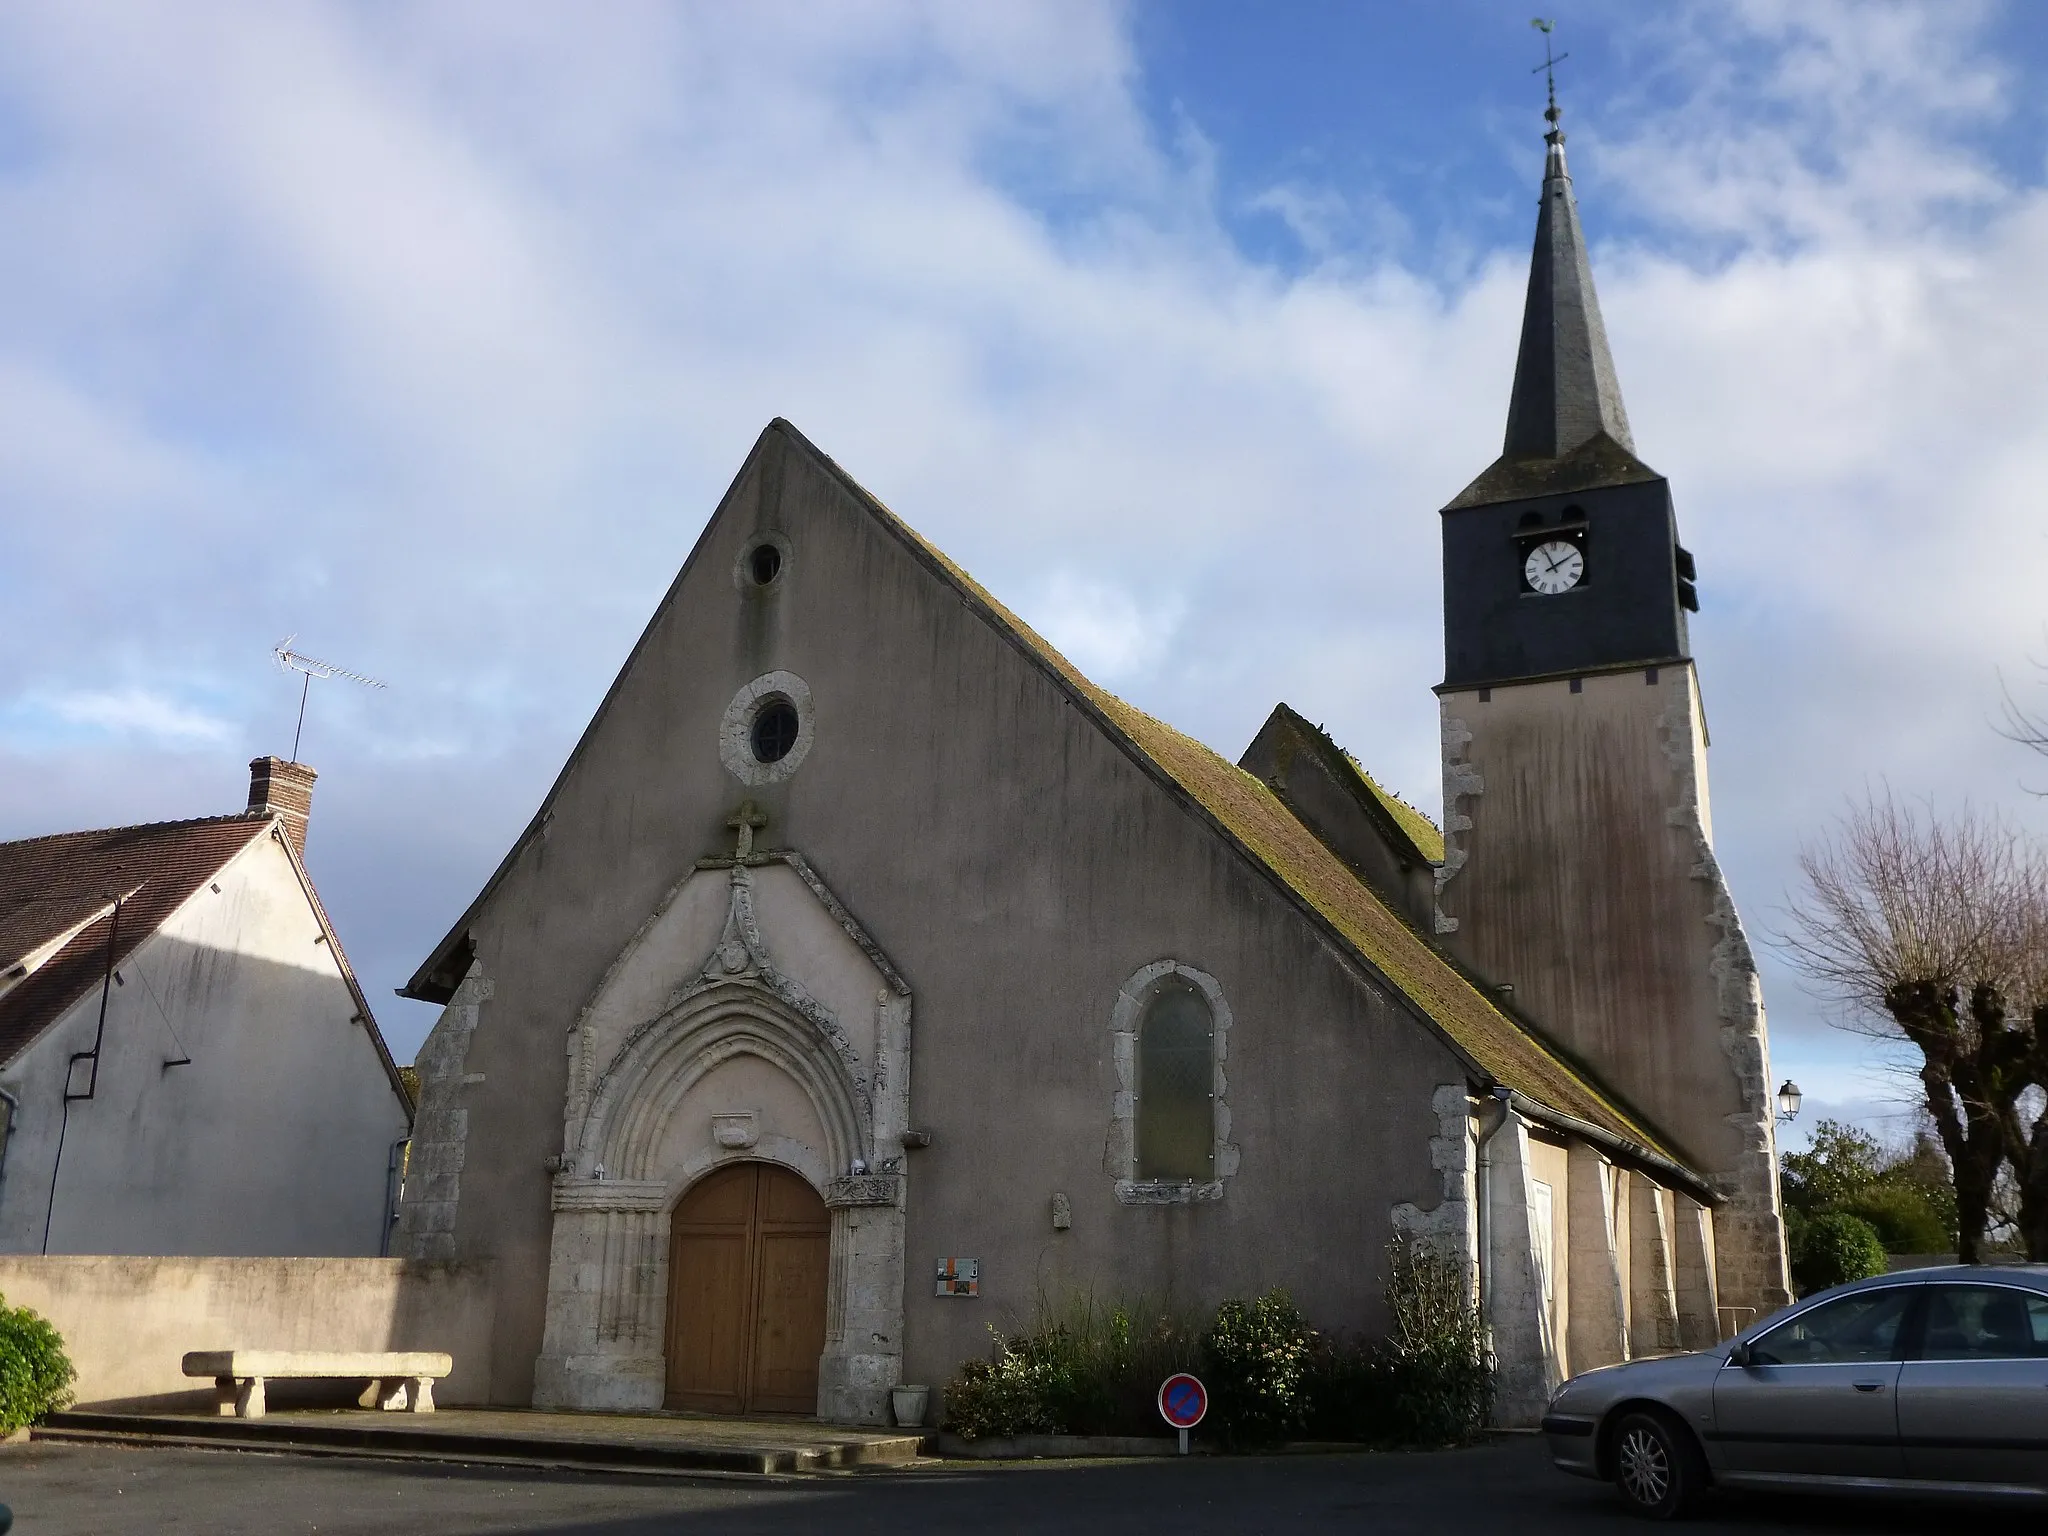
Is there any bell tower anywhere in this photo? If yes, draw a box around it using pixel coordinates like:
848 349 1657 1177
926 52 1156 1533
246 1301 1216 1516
1434 107 1790 1318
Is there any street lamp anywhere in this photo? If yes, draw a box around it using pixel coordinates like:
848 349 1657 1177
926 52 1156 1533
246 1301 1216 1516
1775 1080 1802 1124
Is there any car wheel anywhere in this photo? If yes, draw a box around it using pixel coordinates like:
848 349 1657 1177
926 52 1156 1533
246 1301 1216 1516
1610 1410 1703 1520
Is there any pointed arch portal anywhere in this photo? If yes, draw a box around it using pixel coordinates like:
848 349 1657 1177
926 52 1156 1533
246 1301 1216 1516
532 857 912 1424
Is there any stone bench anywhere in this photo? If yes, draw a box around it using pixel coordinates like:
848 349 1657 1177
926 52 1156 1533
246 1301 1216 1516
182 1350 453 1420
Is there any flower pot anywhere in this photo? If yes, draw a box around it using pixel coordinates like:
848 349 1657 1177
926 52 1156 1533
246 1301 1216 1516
890 1385 931 1427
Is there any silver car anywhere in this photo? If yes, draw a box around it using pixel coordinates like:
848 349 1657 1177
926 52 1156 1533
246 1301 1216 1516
1542 1265 2048 1519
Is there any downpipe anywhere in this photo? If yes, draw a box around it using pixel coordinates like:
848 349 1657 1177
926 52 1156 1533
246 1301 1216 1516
1474 1083 1514 1333
43 895 123 1255
0 1087 18 1192
381 1137 410 1257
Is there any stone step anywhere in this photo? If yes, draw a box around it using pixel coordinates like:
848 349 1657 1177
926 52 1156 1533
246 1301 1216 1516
39 1410 932 1477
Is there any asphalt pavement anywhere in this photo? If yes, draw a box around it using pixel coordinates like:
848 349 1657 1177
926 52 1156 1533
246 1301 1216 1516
0 1434 2039 1534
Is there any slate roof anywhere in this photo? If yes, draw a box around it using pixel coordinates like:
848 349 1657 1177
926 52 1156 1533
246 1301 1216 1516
1444 430 1662 513
1444 129 1667 514
0 816 409 1105
1503 133 1633 462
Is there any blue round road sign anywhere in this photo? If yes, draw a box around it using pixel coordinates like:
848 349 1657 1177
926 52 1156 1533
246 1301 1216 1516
1157 1372 1207 1429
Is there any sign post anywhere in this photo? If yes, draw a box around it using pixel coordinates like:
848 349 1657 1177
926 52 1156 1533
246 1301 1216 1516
1156 1372 1207 1456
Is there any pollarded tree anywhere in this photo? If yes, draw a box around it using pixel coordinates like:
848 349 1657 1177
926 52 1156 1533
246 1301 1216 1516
1779 795 2047 1261
1990 876 2048 1259
1992 678 2048 1256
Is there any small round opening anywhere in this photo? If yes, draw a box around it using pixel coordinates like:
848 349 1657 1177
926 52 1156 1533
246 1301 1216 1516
750 697 800 763
748 543 783 586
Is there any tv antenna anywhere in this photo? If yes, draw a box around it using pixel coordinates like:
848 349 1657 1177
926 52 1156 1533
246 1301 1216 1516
1530 19 1569 136
273 637 386 762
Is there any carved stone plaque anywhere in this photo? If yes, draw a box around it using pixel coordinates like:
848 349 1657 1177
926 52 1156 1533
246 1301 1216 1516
711 1111 759 1150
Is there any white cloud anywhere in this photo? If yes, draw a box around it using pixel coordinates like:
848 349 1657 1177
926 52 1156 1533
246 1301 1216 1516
1599 0 2010 246
1025 571 1186 683
0 0 2040 1108
39 689 234 746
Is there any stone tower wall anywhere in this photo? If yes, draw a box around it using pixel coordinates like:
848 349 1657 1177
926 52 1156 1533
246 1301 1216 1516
1436 663 1789 1318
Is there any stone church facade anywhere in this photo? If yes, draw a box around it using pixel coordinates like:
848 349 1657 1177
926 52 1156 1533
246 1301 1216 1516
395 121 1788 1428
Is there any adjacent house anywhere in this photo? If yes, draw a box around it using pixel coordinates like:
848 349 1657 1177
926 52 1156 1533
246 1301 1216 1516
0 757 414 1256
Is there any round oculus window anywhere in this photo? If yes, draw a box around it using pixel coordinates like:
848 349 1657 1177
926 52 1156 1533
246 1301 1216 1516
719 669 813 785
747 542 783 586
750 697 801 763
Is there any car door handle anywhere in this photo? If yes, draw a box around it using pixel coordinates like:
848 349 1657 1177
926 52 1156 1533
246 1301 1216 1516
1852 1382 1886 1393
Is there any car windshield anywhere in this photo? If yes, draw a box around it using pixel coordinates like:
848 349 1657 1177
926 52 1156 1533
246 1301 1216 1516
1748 1286 1916 1366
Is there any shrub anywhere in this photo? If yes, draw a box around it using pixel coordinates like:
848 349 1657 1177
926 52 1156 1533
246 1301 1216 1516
1790 1211 1888 1294
1033 1294 1202 1437
943 1261 1492 1451
1377 1234 1493 1445
1303 1236 1493 1447
942 1295 1203 1440
942 1343 1062 1441
1782 1121 1885 1215
1880 1134 1959 1246
1781 1121 1960 1258
0 1295 73 1431
1844 1182 1952 1256
1201 1290 1315 1446
1302 1334 1396 1442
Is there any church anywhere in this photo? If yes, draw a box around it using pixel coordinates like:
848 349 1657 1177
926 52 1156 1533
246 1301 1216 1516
394 113 1789 1429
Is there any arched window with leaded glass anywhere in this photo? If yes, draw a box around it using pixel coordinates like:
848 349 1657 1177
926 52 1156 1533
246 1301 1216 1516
1110 961 1237 1204
1136 977 1215 1181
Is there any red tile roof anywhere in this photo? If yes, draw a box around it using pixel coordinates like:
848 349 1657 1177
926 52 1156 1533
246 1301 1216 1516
0 816 270 1065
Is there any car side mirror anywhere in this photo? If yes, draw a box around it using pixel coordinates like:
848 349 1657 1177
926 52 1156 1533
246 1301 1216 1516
1726 1342 1751 1369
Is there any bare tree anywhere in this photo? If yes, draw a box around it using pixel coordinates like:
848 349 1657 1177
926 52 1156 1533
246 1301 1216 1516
1994 869 2048 1259
1779 795 2048 1261
1998 664 2048 791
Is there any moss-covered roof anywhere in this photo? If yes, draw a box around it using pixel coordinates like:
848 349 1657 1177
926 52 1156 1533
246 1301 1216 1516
822 431 1676 1162
1337 750 1445 867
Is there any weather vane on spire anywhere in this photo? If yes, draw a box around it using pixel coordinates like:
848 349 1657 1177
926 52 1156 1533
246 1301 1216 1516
1530 18 1568 140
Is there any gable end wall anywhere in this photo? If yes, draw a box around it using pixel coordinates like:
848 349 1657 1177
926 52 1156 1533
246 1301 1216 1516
434 426 1473 1402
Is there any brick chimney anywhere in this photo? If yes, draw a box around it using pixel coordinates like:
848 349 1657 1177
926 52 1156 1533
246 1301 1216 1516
247 756 317 860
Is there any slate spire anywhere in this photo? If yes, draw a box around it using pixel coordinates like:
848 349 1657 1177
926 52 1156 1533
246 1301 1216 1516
1501 116 1634 461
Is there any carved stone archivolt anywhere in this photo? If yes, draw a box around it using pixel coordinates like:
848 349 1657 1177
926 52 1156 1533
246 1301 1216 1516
532 844 912 1425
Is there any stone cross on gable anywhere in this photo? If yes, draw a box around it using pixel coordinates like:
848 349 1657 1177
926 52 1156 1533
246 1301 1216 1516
726 800 768 859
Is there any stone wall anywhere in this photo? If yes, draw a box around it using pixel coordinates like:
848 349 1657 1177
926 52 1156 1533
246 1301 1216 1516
393 963 492 1261
1437 665 1789 1319
0 1256 494 1411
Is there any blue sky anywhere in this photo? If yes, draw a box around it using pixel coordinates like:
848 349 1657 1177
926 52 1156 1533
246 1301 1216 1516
1145 2 2048 258
6 1 2048 1156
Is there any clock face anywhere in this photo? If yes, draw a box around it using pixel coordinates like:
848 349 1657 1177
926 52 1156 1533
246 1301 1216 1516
1524 539 1584 595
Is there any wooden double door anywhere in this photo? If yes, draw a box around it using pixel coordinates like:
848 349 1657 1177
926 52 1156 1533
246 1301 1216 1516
665 1162 830 1415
